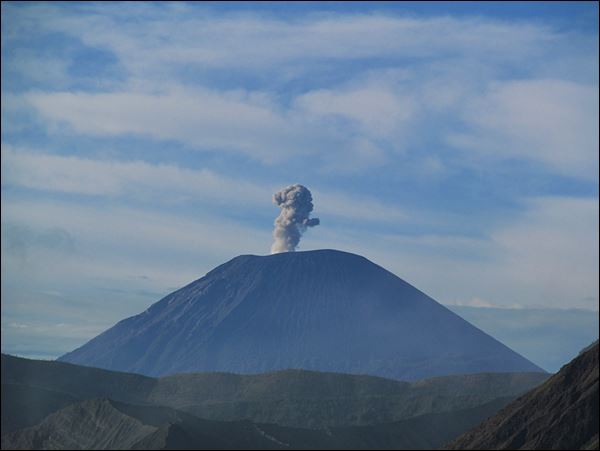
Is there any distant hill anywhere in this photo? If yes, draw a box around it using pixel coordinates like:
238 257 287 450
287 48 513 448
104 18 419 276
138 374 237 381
1 353 547 432
59 249 543 380
445 342 599 450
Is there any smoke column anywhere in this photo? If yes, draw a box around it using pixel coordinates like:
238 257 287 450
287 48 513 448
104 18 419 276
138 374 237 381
271 184 320 254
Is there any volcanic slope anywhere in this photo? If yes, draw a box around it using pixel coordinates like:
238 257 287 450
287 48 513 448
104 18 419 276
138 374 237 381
59 249 543 380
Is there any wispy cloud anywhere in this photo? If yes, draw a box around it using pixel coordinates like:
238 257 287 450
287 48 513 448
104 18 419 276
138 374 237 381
6 3 595 177
23 88 324 163
1 145 409 224
36 6 562 73
490 196 599 306
444 297 521 309
1 144 271 202
449 79 599 180
23 76 598 179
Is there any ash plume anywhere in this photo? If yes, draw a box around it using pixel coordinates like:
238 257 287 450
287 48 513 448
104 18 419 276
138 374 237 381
271 184 320 254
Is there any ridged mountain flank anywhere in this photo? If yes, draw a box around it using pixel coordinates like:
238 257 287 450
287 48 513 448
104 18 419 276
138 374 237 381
59 250 543 380
445 342 599 450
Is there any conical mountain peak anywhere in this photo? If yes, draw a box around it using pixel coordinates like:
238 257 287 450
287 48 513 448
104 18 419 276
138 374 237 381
60 249 543 380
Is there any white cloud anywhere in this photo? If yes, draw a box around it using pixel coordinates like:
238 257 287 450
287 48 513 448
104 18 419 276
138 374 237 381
2 198 270 265
36 7 560 74
1 145 409 224
445 298 526 309
315 190 407 223
491 196 599 307
295 85 415 138
8 4 595 178
23 86 396 168
0 199 271 340
23 88 323 163
449 79 599 180
1 144 270 202
6 54 69 86
21 62 598 180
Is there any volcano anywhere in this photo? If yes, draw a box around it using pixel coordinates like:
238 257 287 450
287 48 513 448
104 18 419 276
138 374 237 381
59 249 543 380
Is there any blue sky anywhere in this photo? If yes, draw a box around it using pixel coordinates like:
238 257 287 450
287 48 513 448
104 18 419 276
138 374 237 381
1 1 598 359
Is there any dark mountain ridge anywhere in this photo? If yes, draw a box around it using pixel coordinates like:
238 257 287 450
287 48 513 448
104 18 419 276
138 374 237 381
1 353 547 432
0 395 520 450
445 342 599 450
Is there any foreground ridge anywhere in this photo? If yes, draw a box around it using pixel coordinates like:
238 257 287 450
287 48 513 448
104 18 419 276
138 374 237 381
445 342 599 450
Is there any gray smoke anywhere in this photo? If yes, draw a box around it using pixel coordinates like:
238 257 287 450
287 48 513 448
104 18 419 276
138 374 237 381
271 184 320 254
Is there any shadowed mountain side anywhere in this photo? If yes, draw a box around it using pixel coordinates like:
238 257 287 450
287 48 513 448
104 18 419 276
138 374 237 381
174 371 548 428
59 250 543 380
1 384 79 434
1 354 548 432
444 342 599 450
1 399 282 450
580 340 599 355
1 397 518 450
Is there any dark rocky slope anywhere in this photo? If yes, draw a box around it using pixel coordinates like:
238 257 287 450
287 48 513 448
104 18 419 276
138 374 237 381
1 398 289 450
1 396 518 450
445 342 599 450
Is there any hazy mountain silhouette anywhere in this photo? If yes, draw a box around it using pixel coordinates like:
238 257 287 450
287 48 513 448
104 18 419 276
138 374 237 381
445 342 599 450
59 250 543 380
1 354 549 450
1 353 547 433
